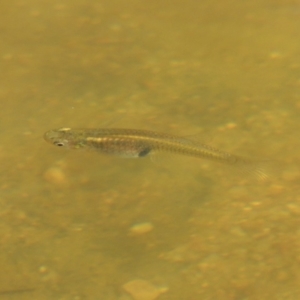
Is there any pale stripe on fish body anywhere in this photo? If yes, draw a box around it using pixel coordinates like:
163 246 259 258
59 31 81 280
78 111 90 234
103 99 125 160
44 127 270 180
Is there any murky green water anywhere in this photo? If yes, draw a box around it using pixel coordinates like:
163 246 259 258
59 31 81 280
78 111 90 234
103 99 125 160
1 0 300 299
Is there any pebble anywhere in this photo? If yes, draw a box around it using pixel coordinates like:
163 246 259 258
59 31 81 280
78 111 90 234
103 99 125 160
43 167 67 185
286 203 300 215
268 184 285 196
129 222 154 235
122 279 168 300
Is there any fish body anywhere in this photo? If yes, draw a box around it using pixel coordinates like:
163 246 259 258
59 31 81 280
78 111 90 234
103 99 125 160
44 128 264 172
44 127 274 181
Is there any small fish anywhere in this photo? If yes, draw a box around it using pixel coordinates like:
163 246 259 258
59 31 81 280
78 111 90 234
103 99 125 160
44 128 269 179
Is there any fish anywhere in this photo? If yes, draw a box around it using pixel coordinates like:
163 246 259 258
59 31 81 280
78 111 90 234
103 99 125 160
44 127 270 179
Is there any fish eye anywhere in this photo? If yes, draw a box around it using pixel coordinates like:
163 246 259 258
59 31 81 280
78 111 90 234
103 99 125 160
54 141 65 147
